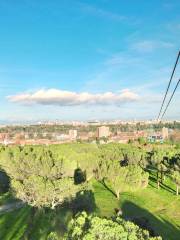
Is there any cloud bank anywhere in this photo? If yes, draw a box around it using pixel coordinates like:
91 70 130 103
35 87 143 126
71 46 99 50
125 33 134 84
7 88 139 106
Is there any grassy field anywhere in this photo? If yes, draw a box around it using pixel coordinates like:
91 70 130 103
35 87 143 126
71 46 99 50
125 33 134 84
0 206 74 240
0 174 179 240
0 206 31 239
93 173 180 240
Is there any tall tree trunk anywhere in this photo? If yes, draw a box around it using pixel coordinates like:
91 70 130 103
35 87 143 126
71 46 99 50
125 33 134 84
163 175 166 181
116 191 120 200
176 185 179 196
157 172 160 189
157 180 160 189
161 171 164 183
51 198 56 209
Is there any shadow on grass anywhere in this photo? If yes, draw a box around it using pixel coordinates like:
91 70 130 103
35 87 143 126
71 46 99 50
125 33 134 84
149 175 175 194
99 180 117 198
121 201 180 240
27 207 71 239
0 189 97 240
0 206 31 240
71 190 97 214
27 190 97 239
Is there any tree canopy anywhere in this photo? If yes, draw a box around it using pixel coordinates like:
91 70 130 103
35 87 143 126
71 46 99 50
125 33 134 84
66 212 162 240
0 146 87 208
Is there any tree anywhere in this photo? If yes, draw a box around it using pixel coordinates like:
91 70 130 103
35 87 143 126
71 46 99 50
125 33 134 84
171 171 180 196
151 150 164 189
11 176 82 209
125 148 148 168
95 144 124 181
66 212 162 240
105 162 149 199
0 147 86 209
159 163 167 183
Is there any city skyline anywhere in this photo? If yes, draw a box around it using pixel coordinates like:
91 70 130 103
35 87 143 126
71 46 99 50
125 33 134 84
0 0 180 122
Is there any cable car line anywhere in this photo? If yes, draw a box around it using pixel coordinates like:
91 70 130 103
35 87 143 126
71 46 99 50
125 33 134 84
157 51 180 120
160 78 180 120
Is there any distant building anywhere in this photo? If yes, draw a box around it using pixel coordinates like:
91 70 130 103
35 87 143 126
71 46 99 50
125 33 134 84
42 132 48 137
0 133 9 141
88 121 100 126
14 133 25 140
34 132 38 138
24 133 29 139
56 134 69 141
97 126 110 138
88 131 95 138
69 129 78 140
3 139 15 146
147 134 163 143
78 132 89 141
162 127 169 140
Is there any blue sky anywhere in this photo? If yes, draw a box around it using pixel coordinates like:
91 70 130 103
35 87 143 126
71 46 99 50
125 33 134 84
0 0 180 122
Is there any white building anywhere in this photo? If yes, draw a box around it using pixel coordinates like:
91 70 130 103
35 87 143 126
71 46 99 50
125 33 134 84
162 127 169 139
56 134 69 141
97 126 110 138
69 129 78 140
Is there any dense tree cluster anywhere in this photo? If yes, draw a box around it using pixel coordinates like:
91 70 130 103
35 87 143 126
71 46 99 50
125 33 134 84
65 212 162 240
0 145 89 208
149 146 180 194
0 142 179 211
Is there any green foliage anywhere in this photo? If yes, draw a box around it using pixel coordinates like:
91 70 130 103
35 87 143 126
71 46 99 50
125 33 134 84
105 163 149 199
0 146 87 208
47 232 59 240
0 142 179 205
11 176 82 208
66 211 162 240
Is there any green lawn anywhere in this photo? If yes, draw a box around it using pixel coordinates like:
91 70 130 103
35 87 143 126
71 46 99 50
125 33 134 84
0 174 179 240
92 179 119 217
0 206 31 240
0 202 73 240
92 175 180 240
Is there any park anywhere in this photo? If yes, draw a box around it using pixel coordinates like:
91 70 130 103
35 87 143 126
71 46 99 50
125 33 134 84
0 142 179 239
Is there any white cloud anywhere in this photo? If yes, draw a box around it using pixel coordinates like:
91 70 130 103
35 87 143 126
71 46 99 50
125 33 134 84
7 88 139 106
131 40 174 53
104 54 141 67
79 3 126 21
